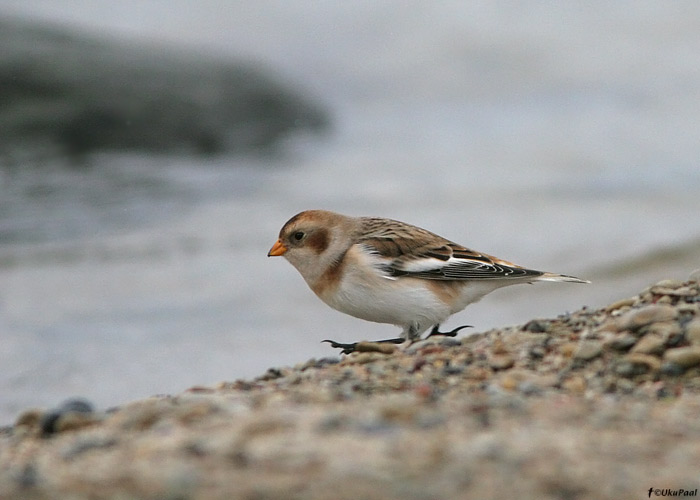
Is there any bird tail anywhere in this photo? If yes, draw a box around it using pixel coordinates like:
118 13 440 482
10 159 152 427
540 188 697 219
537 272 590 284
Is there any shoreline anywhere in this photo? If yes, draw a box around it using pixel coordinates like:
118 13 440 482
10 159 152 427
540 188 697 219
2 275 700 499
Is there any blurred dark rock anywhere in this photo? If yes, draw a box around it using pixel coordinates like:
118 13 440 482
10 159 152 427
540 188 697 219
0 19 328 165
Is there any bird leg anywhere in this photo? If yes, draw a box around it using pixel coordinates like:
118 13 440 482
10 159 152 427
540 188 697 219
322 337 404 355
426 324 472 338
323 324 472 354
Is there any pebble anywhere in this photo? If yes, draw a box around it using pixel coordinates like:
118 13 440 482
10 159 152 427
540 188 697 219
651 279 684 289
650 284 696 297
344 352 386 365
559 342 578 358
518 381 543 395
604 333 638 351
663 347 700 369
438 338 462 348
686 320 700 346
630 334 665 356
40 398 96 436
615 354 661 377
528 345 547 359
15 409 42 430
489 354 515 371
615 304 677 332
574 340 602 361
660 362 686 377
678 303 700 315
523 320 549 333
490 338 508 355
689 269 700 283
605 297 636 312
562 376 586 394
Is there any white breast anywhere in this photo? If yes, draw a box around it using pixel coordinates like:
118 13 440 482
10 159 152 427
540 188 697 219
319 245 452 330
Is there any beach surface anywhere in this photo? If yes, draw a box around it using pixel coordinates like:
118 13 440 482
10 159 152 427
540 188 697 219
2 274 700 500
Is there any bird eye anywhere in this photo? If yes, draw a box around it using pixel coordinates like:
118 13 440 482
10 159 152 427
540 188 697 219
293 231 305 241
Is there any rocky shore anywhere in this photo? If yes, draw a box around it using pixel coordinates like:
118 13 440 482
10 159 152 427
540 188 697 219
2 275 700 500
1 19 327 164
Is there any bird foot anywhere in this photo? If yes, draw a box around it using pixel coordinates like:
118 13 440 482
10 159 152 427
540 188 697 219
322 337 404 355
426 324 472 338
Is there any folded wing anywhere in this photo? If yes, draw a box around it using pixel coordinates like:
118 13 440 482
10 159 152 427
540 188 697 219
385 243 544 281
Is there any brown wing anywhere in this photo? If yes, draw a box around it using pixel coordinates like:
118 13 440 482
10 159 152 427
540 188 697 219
358 217 544 281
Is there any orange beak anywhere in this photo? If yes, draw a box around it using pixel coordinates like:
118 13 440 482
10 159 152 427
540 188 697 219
267 239 288 257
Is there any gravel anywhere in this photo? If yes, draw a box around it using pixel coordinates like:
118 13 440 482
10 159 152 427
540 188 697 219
2 275 700 499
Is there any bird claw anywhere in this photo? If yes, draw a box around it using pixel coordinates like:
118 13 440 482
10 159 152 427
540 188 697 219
323 326 470 354
322 339 358 355
322 338 404 354
427 324 472 338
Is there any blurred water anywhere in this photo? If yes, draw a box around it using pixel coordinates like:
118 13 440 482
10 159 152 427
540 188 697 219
1 1 700 424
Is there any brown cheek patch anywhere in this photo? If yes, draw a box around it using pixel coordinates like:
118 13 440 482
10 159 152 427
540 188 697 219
306 229 329 254
312 249 347 298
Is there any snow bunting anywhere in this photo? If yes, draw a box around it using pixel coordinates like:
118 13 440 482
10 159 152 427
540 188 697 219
268 210 588 351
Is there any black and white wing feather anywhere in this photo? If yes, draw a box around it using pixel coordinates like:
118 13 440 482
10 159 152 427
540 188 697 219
357 216 585 283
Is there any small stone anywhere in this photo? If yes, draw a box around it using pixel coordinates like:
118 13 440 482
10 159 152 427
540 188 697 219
524 320 549 333
406 338 439 353
39 398 96 436
615 353 661 377
59 399 94 414
413 383 435 400
518 381 543 395
499 374 518 391
660 362 686 376
528 345 547 359
678 303 700 315
630 334 665 356
574 340 602 361
646 321 682 341
259 367 284 380
438 337 462 348
689 269 700 283
616 304 677 332
652 279 683 289
442 364 464 375
559 342 578 358
490 338 508 355
616 378 636 393
489 354 514 370
686 320 700 346
53 412 98 433
604 333 638 351
562 376 586 394
650 283 695 297
345 352 385 365
355 341 397 354
186 386 215 394
605 297 636 312
464 366 491 380
663 346 700 369
15 409 43 431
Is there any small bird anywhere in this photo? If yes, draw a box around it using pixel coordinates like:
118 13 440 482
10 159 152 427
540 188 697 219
268 210 588 353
